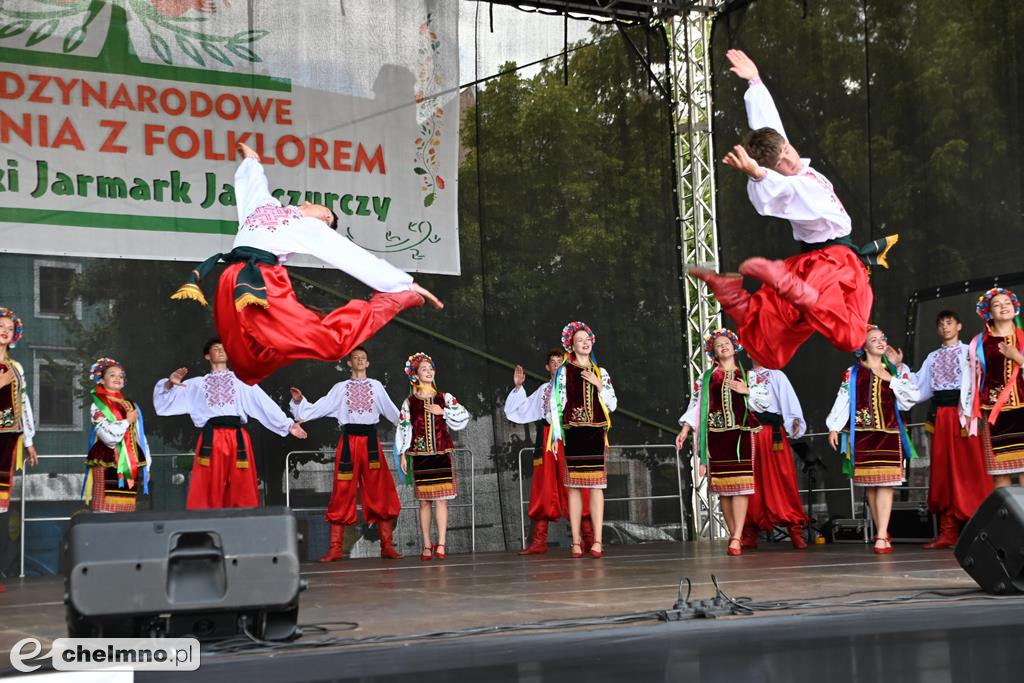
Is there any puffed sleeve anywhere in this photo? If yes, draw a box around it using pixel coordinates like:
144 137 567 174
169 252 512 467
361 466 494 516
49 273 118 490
238 381 294 437
395 398 413 454
679 378 701 429
746 370 772 414
889 364 921 412
912 352 935 404
234 157 279 223
503 386 530 424
744 80 788 139
17 363 35 447
960 340 977 428
825 368 852 433
291 382 345 424
773 370 807 439
92 405 130 449
599 369 617 413
152 377 199 416
290 218 413 293
373 381 402 426
443 392 470 431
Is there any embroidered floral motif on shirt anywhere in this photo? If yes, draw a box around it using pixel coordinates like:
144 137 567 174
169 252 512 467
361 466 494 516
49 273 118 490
346 380 374 414
542 385 552 415
932 345 962 389
571 406 590 423
240 204 302 233
204 372 236 408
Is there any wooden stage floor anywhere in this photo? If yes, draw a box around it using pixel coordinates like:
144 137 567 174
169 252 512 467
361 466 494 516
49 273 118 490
0 541 983 656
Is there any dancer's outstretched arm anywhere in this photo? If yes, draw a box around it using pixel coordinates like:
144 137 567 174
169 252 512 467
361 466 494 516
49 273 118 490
726 49 787 139
234 142 279 223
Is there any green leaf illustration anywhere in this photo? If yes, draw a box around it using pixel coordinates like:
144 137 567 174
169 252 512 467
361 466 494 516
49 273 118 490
226 43 260 63
0 20 31 40
175 34 204 66
423 192 436 207
414 167 428 175
149 32 172 64
26 18 58 46
201 41 232 66
231 29 269 44
63 24 87 53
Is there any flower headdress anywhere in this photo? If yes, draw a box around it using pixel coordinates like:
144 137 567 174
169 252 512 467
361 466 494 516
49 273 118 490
976 287 1020 321
404 352 434 383
854 324 883 357
560 321 595 352
90 357 123 385
704 328 742 359
0 307 24 348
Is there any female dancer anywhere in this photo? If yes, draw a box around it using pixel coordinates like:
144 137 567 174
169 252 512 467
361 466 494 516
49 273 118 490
677 329 761 556
826 326 920 553
962 288 1024 488
85 358 150 512
0 308 38 514
396 353 469 560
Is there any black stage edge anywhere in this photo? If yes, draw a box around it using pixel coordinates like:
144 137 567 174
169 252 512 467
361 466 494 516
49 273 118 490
4 543 1024 681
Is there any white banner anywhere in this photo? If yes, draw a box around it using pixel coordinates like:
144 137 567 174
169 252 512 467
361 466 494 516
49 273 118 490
0 0 460 274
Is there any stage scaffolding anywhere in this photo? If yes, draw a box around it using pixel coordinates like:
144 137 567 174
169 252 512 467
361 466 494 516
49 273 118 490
484 1 729 540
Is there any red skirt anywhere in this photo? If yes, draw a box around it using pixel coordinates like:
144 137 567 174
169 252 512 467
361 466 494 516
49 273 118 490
746 427 809 530
851 430 904 486
187 427 259 510
525 427 590 521
980 407 1024 475
215 262 423 385
90 465 139 513
706 429 757 496
928 406 991 519
0 433 19 513
739 246 872 369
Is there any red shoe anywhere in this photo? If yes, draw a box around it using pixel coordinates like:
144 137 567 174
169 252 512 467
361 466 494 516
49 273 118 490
519 520 550 555
318 524 346 562
922 515 959 549
433 543 446 560
589 541 603 559
739 257 819 307
420 546 433 561
727 536 743 556
570 542 584 558
687 266 750 323
788 525 809 549
580 518 596 555
873 535 893 555
379 520 403 559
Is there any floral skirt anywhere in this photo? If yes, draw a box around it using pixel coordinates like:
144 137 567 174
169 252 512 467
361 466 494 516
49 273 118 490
706 429 757 496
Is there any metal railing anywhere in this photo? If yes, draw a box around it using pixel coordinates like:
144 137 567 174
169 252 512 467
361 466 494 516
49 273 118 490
17 452 191 578
517 444 689 547
284 447 477 552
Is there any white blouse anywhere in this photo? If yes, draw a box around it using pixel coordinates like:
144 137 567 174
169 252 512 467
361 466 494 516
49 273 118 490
504 381 553 425
747 366 807 438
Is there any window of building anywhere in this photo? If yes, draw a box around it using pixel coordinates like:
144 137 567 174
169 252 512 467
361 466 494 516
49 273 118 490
34 260 82 319
33 356 81 431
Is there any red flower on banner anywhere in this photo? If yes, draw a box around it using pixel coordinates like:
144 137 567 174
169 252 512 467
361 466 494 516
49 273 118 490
149 1 230 18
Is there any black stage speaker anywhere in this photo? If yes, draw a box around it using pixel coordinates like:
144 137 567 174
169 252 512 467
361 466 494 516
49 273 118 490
63 507 305 640
955 487 1024 595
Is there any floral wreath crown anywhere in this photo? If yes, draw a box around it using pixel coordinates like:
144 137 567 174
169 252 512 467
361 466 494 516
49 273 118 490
704 328 742 359
0 307 24 348
90 357 123 385
976 287 1021 322
560 321 595 352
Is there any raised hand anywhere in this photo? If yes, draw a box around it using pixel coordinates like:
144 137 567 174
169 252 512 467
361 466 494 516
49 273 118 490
580 369 602 388
289 387 304 403
884 345 904 366
513 365 526 388
236 141 260 160
998 341 1024 366
426 402 445 416
0 367 13 389
726 377 749 395
725 48 759 81
289 422 307 439
723 144 765 179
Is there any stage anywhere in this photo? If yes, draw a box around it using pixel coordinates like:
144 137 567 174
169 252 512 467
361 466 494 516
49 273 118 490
4 541 1024 681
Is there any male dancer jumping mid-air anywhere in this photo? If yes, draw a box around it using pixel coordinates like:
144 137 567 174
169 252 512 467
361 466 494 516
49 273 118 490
690 49 897 369
172 141 442 385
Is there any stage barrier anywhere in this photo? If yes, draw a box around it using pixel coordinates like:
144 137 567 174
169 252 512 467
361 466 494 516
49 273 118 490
284 446 477 553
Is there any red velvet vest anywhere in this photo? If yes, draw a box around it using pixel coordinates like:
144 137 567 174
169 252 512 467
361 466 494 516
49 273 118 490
561 361 609 429
407 392 456 456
